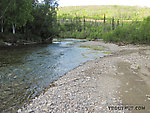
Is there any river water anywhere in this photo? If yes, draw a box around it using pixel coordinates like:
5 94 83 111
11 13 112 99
0 39 108 112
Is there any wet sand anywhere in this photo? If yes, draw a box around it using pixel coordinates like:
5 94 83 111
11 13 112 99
19 41 150 113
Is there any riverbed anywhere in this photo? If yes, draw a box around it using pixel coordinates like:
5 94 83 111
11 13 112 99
0 39 108 112
20 41 150 113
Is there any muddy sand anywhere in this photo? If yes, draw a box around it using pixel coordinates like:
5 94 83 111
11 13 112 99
19 41 150 113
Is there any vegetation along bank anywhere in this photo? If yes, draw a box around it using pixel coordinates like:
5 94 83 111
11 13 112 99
1 4 150 46
0 0 59 47
58 5 150 44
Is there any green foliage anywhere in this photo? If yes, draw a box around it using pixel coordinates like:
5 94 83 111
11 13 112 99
0 0 58 44
102 16 150 44
1 0 33 28
0 32 25 43
26 2 58 43
59 9 150 44
58 5 150 44
59 19 107 40
58 5 150 20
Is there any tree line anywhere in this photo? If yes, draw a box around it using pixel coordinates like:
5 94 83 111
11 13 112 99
0 0 58 44
59 14 150 44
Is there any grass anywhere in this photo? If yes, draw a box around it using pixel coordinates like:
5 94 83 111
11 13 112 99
79 45 106 51
57 5 150 44
57 5 150 20
59 20 112 40
102 17 150 44
102 51 112 54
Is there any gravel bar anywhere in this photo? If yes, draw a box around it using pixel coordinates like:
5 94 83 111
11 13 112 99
19 41 150 113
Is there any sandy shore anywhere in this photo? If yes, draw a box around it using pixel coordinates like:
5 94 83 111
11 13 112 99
19 41 150 113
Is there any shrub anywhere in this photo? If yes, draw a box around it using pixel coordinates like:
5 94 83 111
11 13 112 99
102 16 150 44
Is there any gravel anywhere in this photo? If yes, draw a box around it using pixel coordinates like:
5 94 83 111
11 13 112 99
19 41 150 113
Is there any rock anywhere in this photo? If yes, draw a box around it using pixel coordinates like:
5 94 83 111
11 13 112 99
101 101 106 105
13 76 17 79
19 41 150 113
50 83 56 87
18 109 22 112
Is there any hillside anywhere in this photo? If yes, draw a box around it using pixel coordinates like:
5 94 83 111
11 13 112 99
57 5 150 20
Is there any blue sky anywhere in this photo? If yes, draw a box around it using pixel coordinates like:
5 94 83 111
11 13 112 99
39 0 150 7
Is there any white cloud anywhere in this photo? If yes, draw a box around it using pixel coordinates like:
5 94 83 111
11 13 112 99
58 0 150 7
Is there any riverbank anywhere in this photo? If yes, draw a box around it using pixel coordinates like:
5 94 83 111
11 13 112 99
0 33 53 49
0 39 53 49
19 40 150 113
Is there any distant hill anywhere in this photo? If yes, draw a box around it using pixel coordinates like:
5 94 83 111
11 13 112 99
57 5 150 20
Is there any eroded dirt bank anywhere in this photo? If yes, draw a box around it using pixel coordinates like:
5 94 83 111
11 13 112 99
20 41 150 113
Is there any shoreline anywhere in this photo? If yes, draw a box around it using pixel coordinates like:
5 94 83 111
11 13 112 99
19 40 150 113
0 37 54 49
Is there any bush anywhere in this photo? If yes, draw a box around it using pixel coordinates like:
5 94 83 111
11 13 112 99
102 16 150 44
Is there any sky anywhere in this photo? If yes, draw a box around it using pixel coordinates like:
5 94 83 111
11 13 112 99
57 0 150 7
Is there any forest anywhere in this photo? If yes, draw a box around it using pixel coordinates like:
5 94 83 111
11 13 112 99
58 5 150 44
0 0 58 45
1 3 150 45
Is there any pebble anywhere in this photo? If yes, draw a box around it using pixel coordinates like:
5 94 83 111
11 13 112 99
13 76 17 79
18 109 21 112
19 41 150 113
101 101 107 105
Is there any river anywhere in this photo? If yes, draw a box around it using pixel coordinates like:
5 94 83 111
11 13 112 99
0 39 108 112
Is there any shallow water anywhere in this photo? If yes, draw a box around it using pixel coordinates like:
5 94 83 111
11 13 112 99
0 39 108 112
